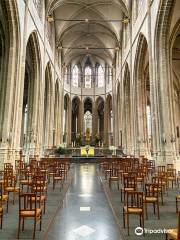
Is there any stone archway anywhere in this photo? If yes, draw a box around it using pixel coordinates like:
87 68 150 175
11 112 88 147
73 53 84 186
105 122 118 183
63 93 71 145
105 94 113 146
53 79 61 146
96 97 104 142
122 63 131 153
154 0 179 165
171 21 180 156
21 32 41 154
0 0 20 153
134 34 151 156
43 62 53 148
71 96 81 143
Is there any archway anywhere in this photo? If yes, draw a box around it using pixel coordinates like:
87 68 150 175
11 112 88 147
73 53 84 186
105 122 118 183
171 23 180 155
21 32 41 151
122 63 131 153
106 94 113 146
71 97 81 142
134 34 151 156
54 80 61 146
84 98 93 143
43 62 53 147
0 0 20 150
96 97 104 142
63 93 71 145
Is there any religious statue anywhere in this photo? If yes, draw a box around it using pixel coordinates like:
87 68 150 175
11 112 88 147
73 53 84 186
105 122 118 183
85 128 91 144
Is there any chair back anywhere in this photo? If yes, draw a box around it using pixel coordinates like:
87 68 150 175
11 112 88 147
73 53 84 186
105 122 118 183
145 183 158 198
19 192 37 213
123 176 136 189
126 191 143 209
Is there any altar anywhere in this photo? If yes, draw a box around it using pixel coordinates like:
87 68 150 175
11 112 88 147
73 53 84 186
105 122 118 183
80 146 95 157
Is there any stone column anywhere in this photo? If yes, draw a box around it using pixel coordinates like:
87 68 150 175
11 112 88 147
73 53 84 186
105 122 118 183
78 100 84 135
104 102 109 146
92 101 98 141
66 100 72 146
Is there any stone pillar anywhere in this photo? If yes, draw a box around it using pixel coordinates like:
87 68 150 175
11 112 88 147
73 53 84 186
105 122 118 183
78 100 84 135
92 102 98 141
104 102 108 146
67 100 72 146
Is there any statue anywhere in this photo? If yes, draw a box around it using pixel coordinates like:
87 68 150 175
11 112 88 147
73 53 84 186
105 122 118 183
85 128 91 144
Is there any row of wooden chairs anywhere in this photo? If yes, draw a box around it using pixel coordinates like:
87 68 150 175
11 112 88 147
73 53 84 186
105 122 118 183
100 157 180 237
0 157 71 239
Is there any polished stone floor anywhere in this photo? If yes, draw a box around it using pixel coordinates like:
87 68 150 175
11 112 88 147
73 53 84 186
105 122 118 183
47 163 122 240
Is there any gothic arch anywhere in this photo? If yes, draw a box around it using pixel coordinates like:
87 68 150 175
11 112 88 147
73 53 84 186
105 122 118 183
122 62 131 153
43 62 53 147
0 0 20 147
134 33 151 156
20 31 41 150
154 0 178 163
54 79 61 145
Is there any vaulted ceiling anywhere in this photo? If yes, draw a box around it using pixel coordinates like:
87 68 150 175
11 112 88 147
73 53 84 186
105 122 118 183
46 0 129 66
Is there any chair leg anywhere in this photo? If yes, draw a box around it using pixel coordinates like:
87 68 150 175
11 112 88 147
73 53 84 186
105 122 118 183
40 214 42 231
153 202 156 214
44 200 46 214
17 217 21 239
123 208 125 228
127 213 130 236
6 199 8 213
0 213 3 229
142 213 145 236
22 218 25 231
145 202 148 220
157 202 160 219
176 198 178 213
33 218 36 239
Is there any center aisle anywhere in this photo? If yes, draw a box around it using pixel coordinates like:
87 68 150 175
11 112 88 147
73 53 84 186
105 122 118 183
47 163 122 240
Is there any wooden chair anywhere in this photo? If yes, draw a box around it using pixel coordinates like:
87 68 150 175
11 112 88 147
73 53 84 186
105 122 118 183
166 211 180 240
17 192 42 239
0 183 3 229
123 191 144 236
0 181 9 213
121 176 136 202
31 176 47 214
152 176 166 204
53 168 64 190
167 169 176 188
4 175 19 204
19 170 32 192
144 183 160 219
109 167 120 189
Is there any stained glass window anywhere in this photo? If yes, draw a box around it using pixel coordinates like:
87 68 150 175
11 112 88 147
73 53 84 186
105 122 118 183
85 66 92 88
84 111 92 133
72 65 79 87
98 65 104 87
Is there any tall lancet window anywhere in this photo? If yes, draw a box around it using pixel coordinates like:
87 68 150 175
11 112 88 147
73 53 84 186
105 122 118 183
85 66 92 88
98 65 104 87
72 65 79 87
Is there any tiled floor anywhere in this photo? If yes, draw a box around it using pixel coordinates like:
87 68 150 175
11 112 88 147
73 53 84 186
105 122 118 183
99 170 179 240
47 163 122 240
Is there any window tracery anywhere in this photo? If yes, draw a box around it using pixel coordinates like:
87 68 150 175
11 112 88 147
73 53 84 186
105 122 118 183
85 66 92 88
